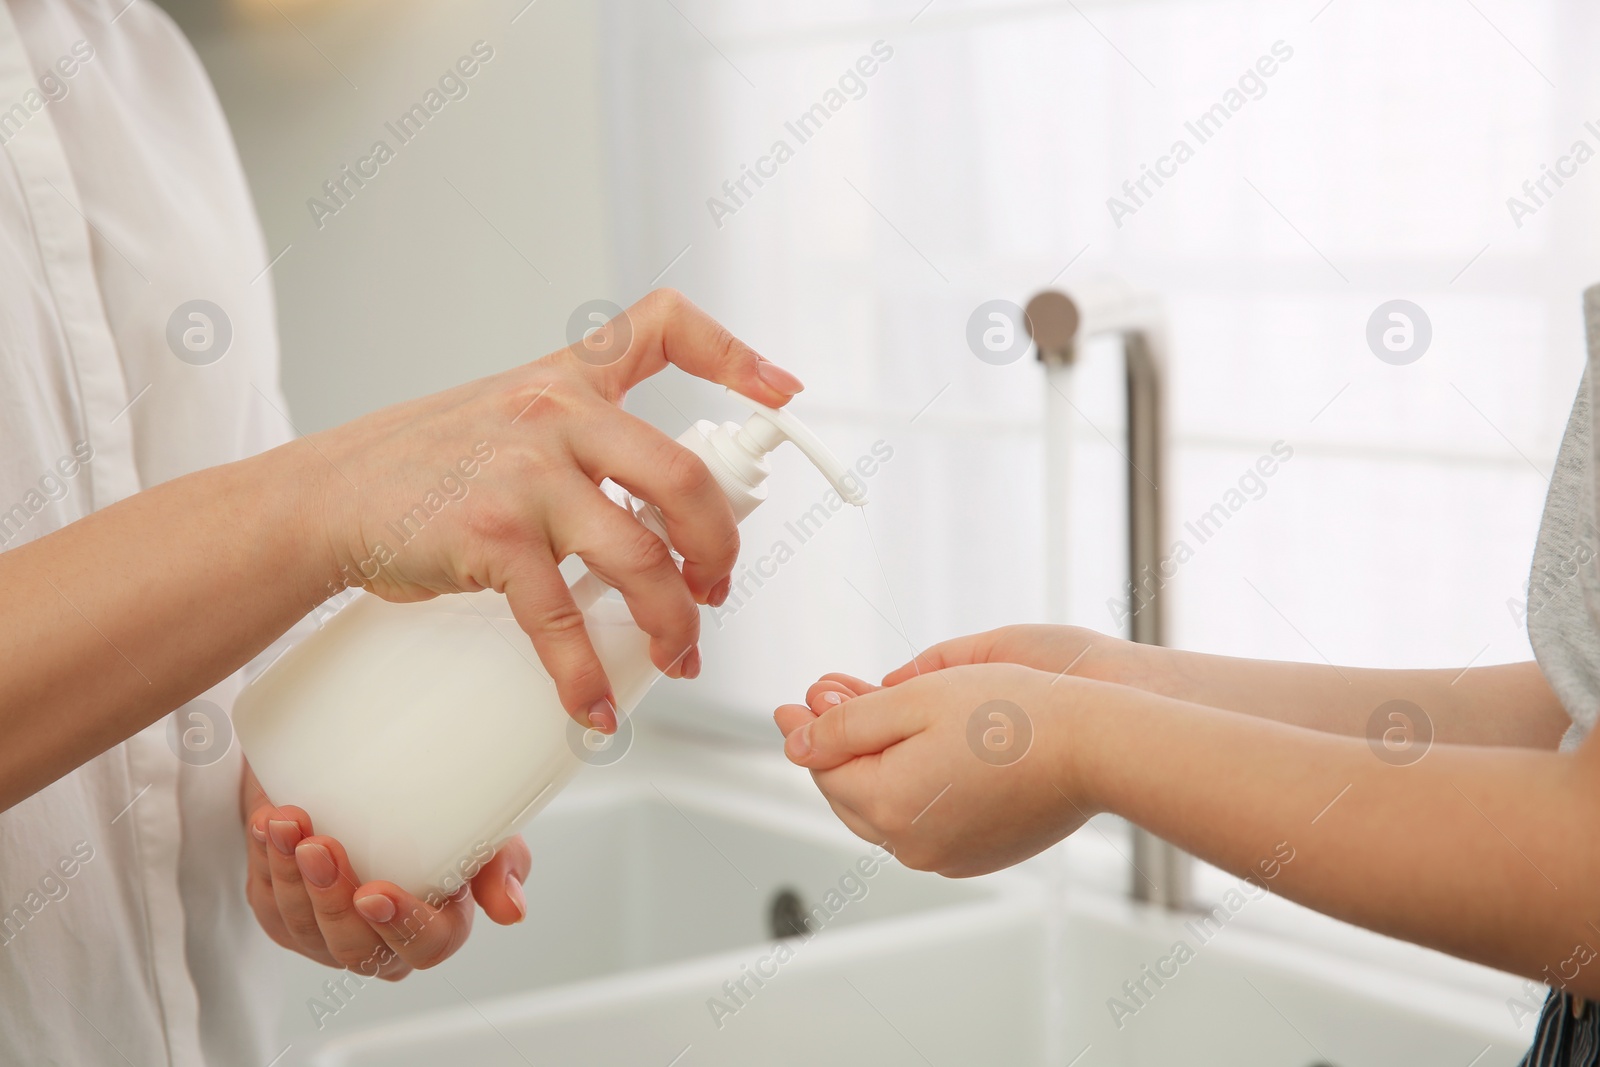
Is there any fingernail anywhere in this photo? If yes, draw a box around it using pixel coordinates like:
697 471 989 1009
249 822 268 845
505 873 527 923
587 698 616 734
756 360 805 395
821 691 844 706
709 577 732 608
788 722 813 760
295 842 337 889
268 819 301 857
354 893 396 924
684 647 702 680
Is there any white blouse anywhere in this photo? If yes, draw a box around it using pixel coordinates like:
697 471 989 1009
0 0 296 1062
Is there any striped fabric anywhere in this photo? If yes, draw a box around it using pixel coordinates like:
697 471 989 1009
1520 992 1600 1066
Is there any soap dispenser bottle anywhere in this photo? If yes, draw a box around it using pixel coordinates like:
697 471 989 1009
232 391 866 900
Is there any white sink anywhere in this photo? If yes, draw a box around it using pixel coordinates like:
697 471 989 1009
277 777 1048 1067
1052 894 1530 1067
269 737 1535 1067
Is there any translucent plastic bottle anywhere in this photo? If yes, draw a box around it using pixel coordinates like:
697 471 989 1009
232 392 865 900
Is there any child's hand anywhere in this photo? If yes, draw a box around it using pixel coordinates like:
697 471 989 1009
881 624 1133 688
774 664 1096 877
241 765 528 980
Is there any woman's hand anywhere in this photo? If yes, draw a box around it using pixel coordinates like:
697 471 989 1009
242 766 527 980
773 664 1097 877
881 624 1139 689
0 289 803 810
304 288 805 730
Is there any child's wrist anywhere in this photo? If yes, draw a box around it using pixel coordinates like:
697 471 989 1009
1095 636 1170 694
1036 671 1114 821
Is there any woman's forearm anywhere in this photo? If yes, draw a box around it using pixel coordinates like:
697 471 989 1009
0 439 333 811
1117 644 1568 749
1076 681 1600 993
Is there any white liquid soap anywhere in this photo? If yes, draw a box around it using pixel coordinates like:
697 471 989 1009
232 391 865 900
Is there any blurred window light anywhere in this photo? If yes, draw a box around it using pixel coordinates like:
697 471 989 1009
604 0 1588 720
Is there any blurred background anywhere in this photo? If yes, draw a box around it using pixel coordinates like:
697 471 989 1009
151 0 1600 1062
159 0 1600 712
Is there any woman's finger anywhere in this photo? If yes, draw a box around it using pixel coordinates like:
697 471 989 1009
499 544 615 729
296 835 410 980
581 289 803 408
553 483 701 681
468 837 532 926
261 806 328 955
352 882 474 972
567 405 738 604
245 806 302 954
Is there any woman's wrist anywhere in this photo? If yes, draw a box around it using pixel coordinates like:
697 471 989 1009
252 437 349 611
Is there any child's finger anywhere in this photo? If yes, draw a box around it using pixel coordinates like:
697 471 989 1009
785 686 924 771
806 680 855 712
882 633 997 685
818 673 882 696
774 702 817 738
806 676 882 712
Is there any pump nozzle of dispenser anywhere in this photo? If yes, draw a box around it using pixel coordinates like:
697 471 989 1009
571 391 864 609
665 390 867 523
724 390 869 505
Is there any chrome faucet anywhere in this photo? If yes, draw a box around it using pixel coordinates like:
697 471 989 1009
1025 285 1190 911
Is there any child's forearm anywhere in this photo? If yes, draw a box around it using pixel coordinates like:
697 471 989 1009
1114 644 1568 749
1075 682 1600 992
886 626 1568 748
